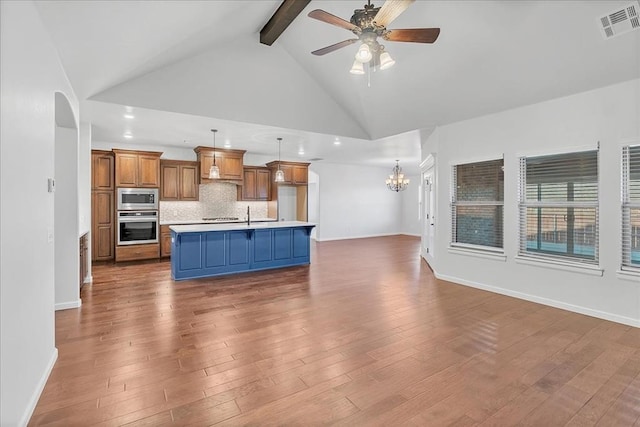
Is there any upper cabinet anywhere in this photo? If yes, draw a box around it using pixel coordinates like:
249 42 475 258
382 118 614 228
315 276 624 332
194 147 245 182
160 160 199 201
113 149 162 188
265 161 310 185
238 167 271 201
91 150 114 190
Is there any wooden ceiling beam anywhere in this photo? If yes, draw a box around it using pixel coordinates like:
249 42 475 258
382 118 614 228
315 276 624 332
260 0 312 46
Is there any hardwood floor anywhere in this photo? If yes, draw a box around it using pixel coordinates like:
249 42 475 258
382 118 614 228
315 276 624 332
31 235 640 426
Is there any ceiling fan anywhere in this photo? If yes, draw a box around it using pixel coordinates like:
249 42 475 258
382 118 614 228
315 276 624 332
308 0 440 74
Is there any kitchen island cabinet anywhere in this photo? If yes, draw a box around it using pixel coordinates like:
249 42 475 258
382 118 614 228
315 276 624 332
170 221 314 280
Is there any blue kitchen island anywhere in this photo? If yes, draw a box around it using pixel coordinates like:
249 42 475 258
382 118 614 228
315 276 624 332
170 221 315 280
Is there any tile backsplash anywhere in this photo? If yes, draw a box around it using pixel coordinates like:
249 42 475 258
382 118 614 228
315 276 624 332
160 182 269 222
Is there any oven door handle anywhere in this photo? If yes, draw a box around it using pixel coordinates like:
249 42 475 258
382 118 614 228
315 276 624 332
118 217 158 223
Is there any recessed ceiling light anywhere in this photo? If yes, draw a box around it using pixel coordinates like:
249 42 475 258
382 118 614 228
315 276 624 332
124 133 133 139
334 139 341 146
124 114 135 119
298 149 305 155
224 140 231 148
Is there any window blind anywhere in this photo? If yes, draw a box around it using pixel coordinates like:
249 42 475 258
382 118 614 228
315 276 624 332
451 159 504 250
519 150 599 264
621 145 640 269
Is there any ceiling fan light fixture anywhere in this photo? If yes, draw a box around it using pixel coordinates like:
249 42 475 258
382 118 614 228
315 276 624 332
379 51 395 70
355 43 372 63
349 59 365 75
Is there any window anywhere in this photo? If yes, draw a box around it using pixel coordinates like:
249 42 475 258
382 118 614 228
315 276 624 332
451 158 504 251
622 145 640 270
518 150 598 264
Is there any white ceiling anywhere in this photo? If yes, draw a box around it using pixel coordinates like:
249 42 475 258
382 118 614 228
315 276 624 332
35 0 640 172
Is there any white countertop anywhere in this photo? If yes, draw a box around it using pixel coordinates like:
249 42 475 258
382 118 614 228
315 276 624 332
169 221 315 233
160 218 277 226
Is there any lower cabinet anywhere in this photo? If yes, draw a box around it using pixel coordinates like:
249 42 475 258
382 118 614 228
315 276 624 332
115 243 160 262
160 225 172 257
171 226 314 280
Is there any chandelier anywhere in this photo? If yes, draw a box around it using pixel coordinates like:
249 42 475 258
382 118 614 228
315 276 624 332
386 160 409 192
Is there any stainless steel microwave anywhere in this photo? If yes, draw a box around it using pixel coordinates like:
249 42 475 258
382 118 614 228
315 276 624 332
117 188 158 211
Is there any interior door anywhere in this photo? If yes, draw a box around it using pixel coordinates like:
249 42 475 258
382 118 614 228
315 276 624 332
422 169 435 258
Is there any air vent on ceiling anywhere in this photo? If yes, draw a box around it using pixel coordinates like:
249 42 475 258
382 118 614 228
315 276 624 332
599 2 640 39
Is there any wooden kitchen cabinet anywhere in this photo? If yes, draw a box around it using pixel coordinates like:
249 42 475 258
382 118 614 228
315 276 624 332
160 225 172 257
238 167 271 201
91 150 115 261
91 191 115 261
265 161 310 185
113 149 162 188
115 243 159 262
160 160 199 201
91 150 114 190
194 147 245 182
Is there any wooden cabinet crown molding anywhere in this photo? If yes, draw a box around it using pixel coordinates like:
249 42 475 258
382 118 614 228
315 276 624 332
112 148 163 157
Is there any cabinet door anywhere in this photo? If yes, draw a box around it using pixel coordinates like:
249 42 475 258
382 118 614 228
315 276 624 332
256 169 271 200
92 191 114 260
281 165 293 184
220 155 243 180
161 163 179 200
138 155 160 187
293 166 308 184
180 165 199 200
242 169 257 200
92 153 114 190
115 153 138 187
200 153 215 180
160 225 172 257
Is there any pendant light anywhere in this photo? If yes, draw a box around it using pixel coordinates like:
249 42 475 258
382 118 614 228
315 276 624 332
208 129 220 179
275 137 285 183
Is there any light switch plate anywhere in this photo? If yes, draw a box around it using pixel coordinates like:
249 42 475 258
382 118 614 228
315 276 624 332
47 178 55 193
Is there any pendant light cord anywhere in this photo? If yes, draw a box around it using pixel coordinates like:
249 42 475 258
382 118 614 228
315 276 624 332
211 129 217 166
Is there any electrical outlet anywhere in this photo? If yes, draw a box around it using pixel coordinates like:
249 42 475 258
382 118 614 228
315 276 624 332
47 227 54 243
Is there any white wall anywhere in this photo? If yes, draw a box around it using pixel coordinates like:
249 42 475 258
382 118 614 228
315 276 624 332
423 78 640 326
400 173 421 236
0 1 79 425
79 123 92 236
310 162 401 241
55 125 80 309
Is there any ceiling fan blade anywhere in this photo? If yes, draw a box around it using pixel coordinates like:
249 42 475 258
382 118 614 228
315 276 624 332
384 28 440 43
373 0 415 28
308 9 360 32
311 39 359 56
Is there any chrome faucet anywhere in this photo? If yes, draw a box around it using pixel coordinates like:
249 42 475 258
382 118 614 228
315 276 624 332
247 205 251 226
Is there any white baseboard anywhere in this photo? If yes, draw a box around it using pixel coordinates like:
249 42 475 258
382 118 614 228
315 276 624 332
316 233 400 242
434 272 640 328
83 275 92 284
55 299 82 311
19 347 58 427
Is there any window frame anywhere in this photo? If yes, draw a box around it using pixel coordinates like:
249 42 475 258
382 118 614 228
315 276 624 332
450 157 505 254
621 144 640 273
518 149 600 267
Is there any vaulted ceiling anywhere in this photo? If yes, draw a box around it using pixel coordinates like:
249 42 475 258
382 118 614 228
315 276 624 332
34 0 640 170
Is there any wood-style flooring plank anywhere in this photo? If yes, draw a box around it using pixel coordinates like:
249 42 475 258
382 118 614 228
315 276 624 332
29 235 640 426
